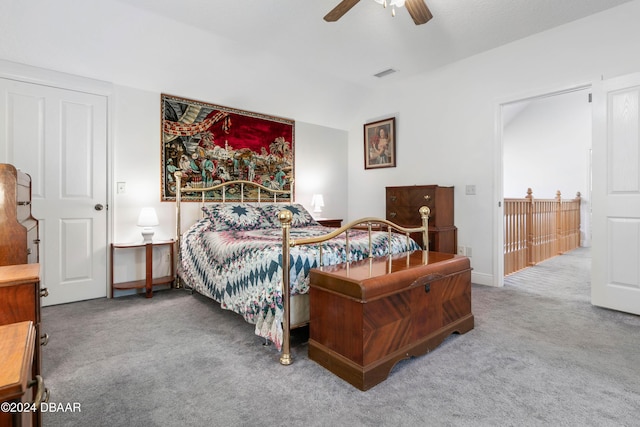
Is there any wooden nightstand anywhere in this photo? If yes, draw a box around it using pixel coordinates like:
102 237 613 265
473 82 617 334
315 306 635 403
110 240 175 298
316 218 342 228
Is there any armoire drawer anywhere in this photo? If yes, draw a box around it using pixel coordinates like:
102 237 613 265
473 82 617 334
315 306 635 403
386 205 439 225
386 185 456 253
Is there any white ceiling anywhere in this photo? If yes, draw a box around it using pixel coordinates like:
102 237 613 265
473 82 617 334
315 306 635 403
115 0 633 89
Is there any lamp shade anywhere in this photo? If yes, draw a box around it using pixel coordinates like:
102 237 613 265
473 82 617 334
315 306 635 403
137 207 159 227
138 207 159 243
311 194 325 214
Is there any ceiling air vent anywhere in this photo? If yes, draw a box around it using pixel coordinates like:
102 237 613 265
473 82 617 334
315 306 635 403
374 68 397 78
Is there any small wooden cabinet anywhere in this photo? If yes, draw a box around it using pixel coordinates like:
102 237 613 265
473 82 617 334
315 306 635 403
0 264 46 383
316 218 343 228
386 185 457 253
110 240 175 298
0 321 41 427
0 164 40 266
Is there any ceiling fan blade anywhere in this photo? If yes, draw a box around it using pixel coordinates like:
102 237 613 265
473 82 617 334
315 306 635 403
324 0 361 22
405 0 433 25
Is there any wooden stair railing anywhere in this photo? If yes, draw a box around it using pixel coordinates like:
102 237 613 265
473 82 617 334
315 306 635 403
504 189 581 276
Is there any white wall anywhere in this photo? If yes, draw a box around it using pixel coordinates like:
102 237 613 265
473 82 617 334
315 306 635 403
503 90 591 200
293 122 349 221
0 0 364 131
347 1 640 285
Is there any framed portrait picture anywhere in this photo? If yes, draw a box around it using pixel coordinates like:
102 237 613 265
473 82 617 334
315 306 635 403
364 117 396 169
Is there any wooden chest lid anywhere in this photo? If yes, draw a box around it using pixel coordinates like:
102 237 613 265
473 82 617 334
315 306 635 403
310 251 471 302
0 321 35 400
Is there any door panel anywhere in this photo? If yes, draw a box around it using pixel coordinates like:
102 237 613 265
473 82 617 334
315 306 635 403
6 92 45 193
62 219 93 281
609 89 639 192
592 74 640 315
608 219 640 286
0 78 108 305
62 101 94 197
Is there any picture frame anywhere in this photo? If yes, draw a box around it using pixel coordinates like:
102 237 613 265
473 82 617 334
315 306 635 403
364 117 396 169
161 94 294 202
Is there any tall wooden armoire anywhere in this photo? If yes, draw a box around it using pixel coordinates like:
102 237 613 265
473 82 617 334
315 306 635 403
0 164 45 427
386 185 457 253
0 163 39 265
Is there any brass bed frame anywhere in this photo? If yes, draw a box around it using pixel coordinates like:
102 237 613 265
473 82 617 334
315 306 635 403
174 171 430 365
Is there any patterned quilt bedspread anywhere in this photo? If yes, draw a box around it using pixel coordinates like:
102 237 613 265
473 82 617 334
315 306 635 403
179 211 420 350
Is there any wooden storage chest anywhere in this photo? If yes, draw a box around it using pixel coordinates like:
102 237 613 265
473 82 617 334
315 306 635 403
309 251 473 390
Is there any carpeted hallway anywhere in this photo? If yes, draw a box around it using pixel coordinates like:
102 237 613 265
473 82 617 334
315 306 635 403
40 247 640 426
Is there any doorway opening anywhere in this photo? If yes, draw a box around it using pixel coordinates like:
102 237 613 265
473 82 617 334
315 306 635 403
497 86 592 285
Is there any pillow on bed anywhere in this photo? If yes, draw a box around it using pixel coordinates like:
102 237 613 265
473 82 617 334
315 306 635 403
201 204 274 231
260 203 320 228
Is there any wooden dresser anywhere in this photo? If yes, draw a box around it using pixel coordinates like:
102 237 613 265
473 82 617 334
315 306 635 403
0 321 45 427
0 264 47 427
386 185 457 253
0 165 46 426
0 164 39 265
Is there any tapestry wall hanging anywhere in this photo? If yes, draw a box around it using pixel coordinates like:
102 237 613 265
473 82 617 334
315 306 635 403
161 94 295 201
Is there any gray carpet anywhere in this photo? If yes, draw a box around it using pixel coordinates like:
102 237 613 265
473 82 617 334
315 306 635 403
41 247 640 426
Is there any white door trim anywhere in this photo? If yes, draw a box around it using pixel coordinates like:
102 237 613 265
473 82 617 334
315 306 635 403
0 59 112 96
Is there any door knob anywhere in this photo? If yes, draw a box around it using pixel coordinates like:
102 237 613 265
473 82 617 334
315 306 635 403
95 204 104 211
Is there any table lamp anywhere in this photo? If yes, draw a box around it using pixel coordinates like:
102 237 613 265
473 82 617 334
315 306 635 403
138 207 159 243
311 194 325 216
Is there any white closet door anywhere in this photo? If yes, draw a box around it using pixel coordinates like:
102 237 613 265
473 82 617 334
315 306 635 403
0 77 108 305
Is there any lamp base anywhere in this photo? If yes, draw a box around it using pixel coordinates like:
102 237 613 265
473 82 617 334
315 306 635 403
141 229 154 243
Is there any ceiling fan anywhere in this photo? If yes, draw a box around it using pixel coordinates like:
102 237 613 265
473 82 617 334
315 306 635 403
324 0 433 25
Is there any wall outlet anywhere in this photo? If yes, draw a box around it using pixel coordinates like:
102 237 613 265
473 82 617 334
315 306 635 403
465 185 476 195
466 247 472 257
457 245 466 256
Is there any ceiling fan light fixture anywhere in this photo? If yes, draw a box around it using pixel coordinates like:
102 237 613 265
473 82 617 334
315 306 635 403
373 0 405 7
374 0 405 17
325 0 431 25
